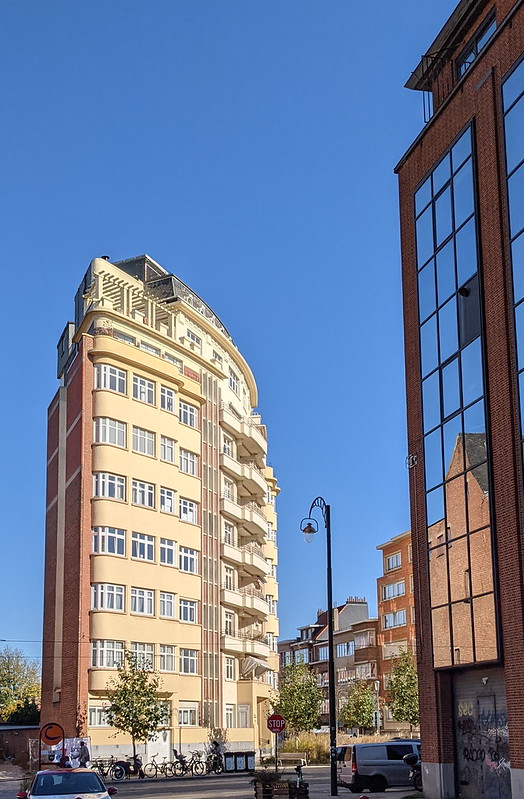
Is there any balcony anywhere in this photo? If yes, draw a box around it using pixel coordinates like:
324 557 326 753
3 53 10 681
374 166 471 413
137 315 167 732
220 452 243 480
221 585 243 610
240 587 269 618
239 462 267 499
219 403 267 458
241 543 269 577
220 630 271 658
220 496 267 541
220 495 244 524
221 540 243 566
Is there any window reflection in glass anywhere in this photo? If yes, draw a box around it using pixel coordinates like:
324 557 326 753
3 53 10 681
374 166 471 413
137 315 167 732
456 218 477 286
426 485 444 526
449 537 469 602
469 528 493 593
473 594 497 662
467 467 490 530
461 338 483 406
435 187 453 246
423 371 440 432
436 240 455 305
439 297 458 362
458 274 481 348
416 206 434 267
432 606 452 667
445 476 467 539
415 176 432 216
502 57 524 113
424 428 443 490
421 315 439 376
452 602 474 665
508 164 524 239
429 543 449 607
443 415 463 476
463 401 485 439
433 154 451 196
453 159 474 228
418 260 436 321
504 97 524 174
515 301 524 368
512 232 524 303
451 132 471 172
442 358 460 418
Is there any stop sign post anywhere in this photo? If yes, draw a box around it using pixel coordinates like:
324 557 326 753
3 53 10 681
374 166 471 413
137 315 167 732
267 714 286 771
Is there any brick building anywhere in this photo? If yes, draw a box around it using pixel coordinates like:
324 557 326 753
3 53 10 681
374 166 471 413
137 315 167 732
396 0 524 796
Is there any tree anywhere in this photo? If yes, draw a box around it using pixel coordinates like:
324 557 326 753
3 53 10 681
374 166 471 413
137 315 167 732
339 680 375 730
387 650 419 732
105 651 165 759
0 647 40 722
7 697 40 725
272 663 322 735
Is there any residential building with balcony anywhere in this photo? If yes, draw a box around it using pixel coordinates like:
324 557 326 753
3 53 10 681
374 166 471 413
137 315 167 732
41 254 279 757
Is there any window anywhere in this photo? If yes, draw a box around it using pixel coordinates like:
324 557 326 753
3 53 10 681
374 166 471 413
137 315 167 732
94 418 126 448
224 611 234 635
224 566 235 590
160 538 175 566
356 662 375 679
133 375 155 405
159 591 174 618
382 580 406 600
132 427 155 456
160 487 176 514
212 350 223 364
385 552 401 571
131 587 154 616
132 479 155 508
410 574 415 593
283 651 292 666
178 702 198 726
266 596 277 615
225 704 235 728
383 610 407 629
130 642 154 668
294 648 309 664
267 523 276 542
317 646 329 661
114 330 136 346
131 532 154 562
223 436 234 456
91 639 124 668
91 583 125 611
456 13 496 77
180 599 198 623
223 478 234 500
186 329 202 350
179 401 198 428
179 649 198 674
179 497 198 523
140 341 160 356
93 472 125 501
225 656 235 680
161 436 176 463
336 641 355 657
89 707 109 727
408 543 413 562
92 527 125 556
179 449 198 475
354 631 375 649
164 352 183 372
228 368 239 395
160 385 175 413
238 705 249 728
179 547 198 573
223 522 235 545
94 364 126 394
160 645 175 672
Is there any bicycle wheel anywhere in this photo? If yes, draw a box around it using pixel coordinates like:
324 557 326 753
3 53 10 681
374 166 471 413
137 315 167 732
163 762 175 777
213 762 223 775
173 761 185 777
144 762 157 778
110 764 126 782
192 760 205 776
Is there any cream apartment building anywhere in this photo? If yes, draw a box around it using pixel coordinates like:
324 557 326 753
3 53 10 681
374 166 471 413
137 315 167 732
41 254 279 757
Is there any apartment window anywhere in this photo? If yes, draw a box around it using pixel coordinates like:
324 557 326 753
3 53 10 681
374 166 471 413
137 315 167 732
131 532 154 562
94 364 126 394
91 640 124 668
225 704 235 728
114 330 136 346
160 487 176 514
224 566 235 591
94 418 126 448
336 641 355 658
383 609 407 630
224 611 234 635
159 591 174 618
295 648 309 664
179 497 198 523
132 479 155 508
408 543 413 562
130 642 154 668
410 574 414 593
140 341 160 356
92 527 125 556
179 401 198 428
161 436 176 463
93 472 125 501
133 375 155 405
131 587 154 616
89 707 109 727
267 523 276 542
411 605 416 623
186 329 202 350
179 649 198 674
180 599 198 623
354 631 375 649
132 427 155 457
178 702 198 726
223 522 235 545
456 12 496 77
385 552 401 571
356 662 375 679
238 705 249 728
283 651 292 666
179 448 198 475
179 547 198 573
91 583 125 612
228 368 239 395
212 350 223 364
223 478 234 500
160 538 175 566
160 385 175 413
382 580 406 600
223 436 234 456
160 645 175 672
225 656 235 680
164 352 183 372
317 646 329 661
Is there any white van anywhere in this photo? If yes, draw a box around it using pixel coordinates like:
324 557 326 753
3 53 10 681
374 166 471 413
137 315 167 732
336 739 421 793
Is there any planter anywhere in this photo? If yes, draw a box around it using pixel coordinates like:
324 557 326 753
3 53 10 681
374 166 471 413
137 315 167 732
253 780 309 798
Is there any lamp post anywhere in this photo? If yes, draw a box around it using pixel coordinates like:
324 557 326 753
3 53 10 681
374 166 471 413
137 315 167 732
301 497 337 797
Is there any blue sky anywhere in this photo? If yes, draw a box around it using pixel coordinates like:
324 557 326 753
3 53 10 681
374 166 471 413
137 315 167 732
1 1 457 662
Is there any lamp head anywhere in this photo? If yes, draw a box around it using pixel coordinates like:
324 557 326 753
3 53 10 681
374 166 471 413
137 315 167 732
301 517 318 544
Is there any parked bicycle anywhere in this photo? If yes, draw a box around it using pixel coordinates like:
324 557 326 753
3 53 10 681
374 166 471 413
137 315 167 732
93 756 124 782
205 741 224 774
111 754 145 781
172 748 205 776
143 754 174 778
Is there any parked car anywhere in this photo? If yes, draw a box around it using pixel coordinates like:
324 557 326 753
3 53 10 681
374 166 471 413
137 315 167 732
17 770 118 799
336 739 421 793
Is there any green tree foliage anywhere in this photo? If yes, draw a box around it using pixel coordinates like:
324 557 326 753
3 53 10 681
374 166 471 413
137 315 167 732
272 663 322 734
105 651 165 758
0 647 40 721
339 680 375 730
7 697 40 725
387 650 419 730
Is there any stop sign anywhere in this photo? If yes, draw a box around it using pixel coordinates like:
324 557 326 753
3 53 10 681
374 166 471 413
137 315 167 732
267 713 286 733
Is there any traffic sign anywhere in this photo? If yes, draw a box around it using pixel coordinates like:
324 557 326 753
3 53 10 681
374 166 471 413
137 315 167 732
267 713 286 733
40 723 65 746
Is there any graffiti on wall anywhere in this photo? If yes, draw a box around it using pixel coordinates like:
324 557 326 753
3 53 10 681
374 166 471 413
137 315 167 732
455 694 510 799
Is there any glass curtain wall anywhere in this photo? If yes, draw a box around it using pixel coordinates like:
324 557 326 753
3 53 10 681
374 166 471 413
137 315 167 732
415 126 497 668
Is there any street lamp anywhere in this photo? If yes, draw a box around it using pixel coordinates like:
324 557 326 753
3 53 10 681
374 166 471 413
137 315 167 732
301 497 337 797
